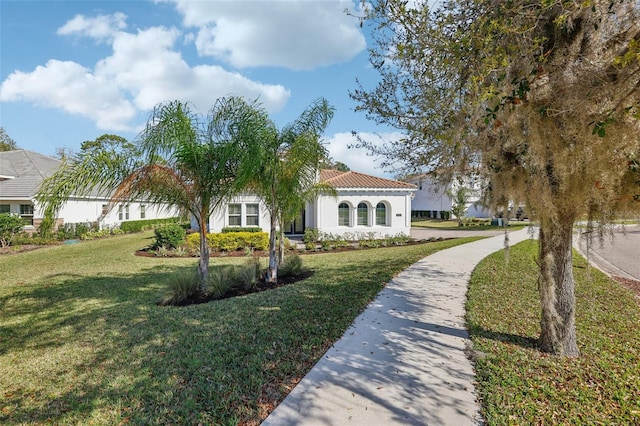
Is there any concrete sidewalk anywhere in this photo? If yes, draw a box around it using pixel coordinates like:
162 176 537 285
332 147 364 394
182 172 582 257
262 228 533 426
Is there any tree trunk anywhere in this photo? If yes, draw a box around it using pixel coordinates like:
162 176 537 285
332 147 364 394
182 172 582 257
278 220 285 266
267 214 278 283
538 214 579 357
197 213 210 292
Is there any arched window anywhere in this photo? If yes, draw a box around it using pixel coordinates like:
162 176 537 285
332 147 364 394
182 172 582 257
376 202 387 225
357 203 368 226
338 202 350 226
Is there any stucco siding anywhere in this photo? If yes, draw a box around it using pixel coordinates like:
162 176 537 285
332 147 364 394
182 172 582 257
207 195 271 233
315 190 412 237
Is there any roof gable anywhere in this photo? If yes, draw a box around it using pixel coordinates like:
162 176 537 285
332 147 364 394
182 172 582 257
319 169 416 190
0 150 61 199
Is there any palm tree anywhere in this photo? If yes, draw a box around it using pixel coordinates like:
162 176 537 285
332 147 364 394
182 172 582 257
250 98 335 282
37 97 271 290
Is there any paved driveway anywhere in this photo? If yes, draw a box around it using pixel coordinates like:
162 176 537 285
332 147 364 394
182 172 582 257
576 225 640 281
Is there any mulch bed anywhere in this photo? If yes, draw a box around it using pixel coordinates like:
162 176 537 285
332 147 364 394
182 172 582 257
135 239 441 259
613 276 640 299
168 270 315 307
0 244 50 256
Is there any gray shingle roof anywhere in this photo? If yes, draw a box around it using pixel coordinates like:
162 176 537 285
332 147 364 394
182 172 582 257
0 150 61 199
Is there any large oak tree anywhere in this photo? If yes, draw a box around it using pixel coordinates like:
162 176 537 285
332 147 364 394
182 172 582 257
352 0 640 356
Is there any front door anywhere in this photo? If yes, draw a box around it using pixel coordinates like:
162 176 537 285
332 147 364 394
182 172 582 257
285 210 305 235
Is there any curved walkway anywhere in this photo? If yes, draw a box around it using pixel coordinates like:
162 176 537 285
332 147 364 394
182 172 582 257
263 228 533 426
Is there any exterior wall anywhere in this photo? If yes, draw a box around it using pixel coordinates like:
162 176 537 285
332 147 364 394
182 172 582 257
1 197 180 232
407 175 493 219
52 199 179 229
0 199 38 232
198 190 414 238
205 194 271 233
312 189 413 238
407 176 453 214
449 177 493 218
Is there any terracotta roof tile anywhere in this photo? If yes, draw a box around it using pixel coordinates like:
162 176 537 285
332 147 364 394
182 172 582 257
320 169 416 190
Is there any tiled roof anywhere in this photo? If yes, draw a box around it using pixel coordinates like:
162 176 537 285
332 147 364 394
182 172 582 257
320 169 416 190
0 150 61 199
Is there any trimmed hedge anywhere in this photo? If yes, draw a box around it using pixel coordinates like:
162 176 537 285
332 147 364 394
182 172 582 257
221 227 263 233
120 217 185 233
186 231 269 252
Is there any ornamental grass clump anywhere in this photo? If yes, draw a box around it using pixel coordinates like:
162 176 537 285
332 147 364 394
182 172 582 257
279 255 304 278
157 272 200 306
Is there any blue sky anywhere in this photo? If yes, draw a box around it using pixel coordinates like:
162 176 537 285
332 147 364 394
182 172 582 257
0 0 403 178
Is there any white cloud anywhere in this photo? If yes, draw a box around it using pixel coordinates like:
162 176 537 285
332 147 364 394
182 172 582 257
0 60 137 130
324 131 405 178
1 22 290 131
166 0 366 70
96 26 290 111
57 12 128 42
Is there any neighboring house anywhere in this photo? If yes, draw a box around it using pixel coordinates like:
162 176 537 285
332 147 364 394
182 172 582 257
406 173 492 219
203 169 417 238
0 150 178 231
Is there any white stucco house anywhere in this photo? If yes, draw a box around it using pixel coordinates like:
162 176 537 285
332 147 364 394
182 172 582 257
406 173 492 219
204 169 417 238
0 150 178 231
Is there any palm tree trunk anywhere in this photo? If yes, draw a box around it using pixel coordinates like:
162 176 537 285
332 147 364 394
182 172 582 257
538 213 579 357
278 217 285 265
197 212 209 292
267 213 278 283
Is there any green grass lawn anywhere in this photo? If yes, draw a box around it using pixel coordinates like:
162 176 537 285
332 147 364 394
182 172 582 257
411 218 529 231
0 231 479 425
467 240 640 424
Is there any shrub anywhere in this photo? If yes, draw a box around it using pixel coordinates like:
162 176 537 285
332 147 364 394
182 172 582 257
389 233 411 246
303 227 320 244
154 224 186 249
0 213 26 248
157 272 200 306
185 233 201 255
56 221 97 240
207 232 269 251
221 227 263 233
120 217 185 233
11 234 60 246
279 255 304 278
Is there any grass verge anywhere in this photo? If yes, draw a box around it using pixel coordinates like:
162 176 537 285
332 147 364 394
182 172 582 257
0 231 481 425
467 240 640 424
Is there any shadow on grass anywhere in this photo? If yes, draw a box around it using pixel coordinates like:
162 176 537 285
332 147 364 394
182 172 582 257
0 253 402 424
1 239 475 424
469 326 539 350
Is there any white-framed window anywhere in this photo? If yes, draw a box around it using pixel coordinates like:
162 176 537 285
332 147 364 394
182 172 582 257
246 203 259 226
140 204 146 219
101 204 108 216
338 202 350 226
376 202 387 226
118 205 129 221
228 203 241 226
20 204 34 226
357 203 368 226
0 204 10 214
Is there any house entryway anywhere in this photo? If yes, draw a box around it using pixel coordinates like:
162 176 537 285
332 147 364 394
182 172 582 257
284 210 305 235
